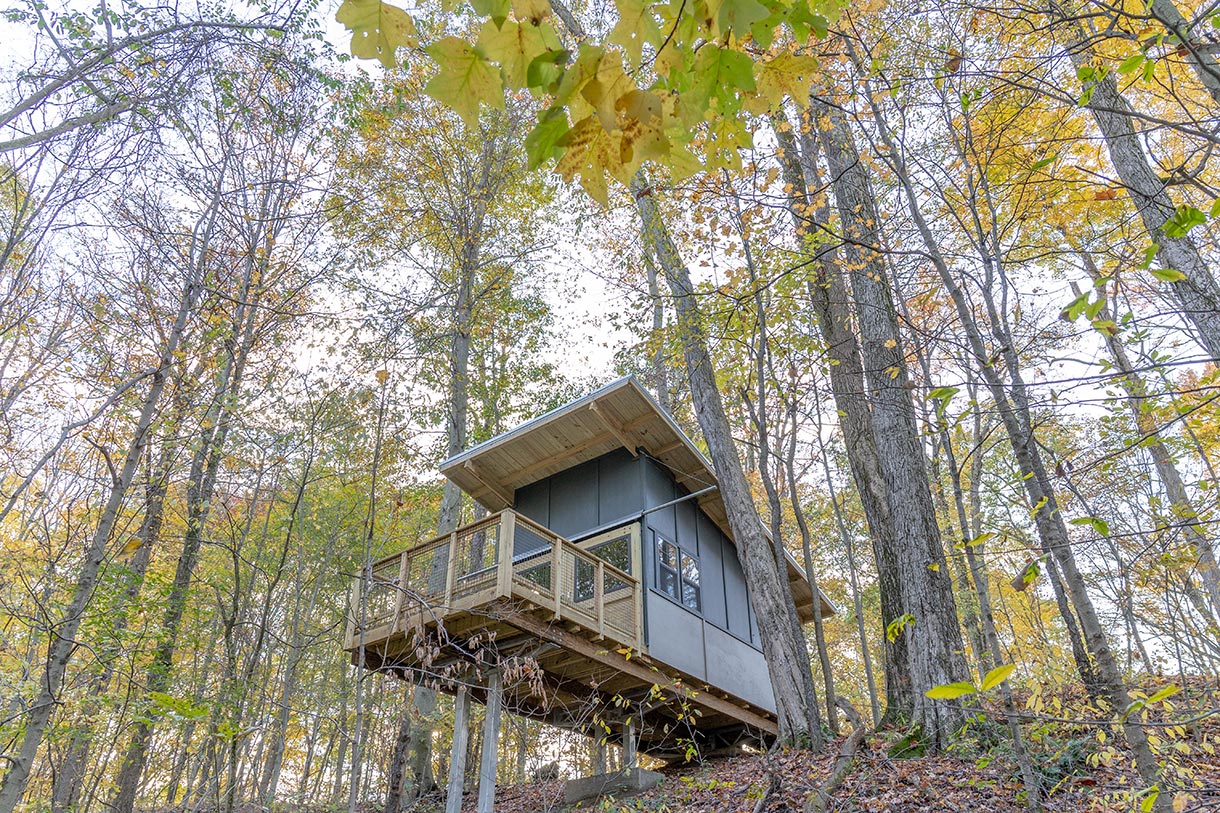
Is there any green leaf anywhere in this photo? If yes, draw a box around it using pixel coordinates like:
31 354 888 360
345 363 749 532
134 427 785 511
1148 684 1181 704
980 664 1016 691
886 612 916 642
1070 516 1110 535
707 0 770 36
608 0 661 67
1140 788 1160 813
336 0 417 68
1150 267 1187 282
1139 243 1159 269
926 682 978 700
966 532 996 548
689 45 756 118
150 691 209 719
477 18 558 88
1164 205 1207 238
424 36 505 127
1031 154 1057 171
1118 53 1145 74
1060 290 1090 322
524 106 570 168
471 0 510 23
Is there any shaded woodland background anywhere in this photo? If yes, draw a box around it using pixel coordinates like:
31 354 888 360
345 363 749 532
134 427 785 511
2 0 1220 810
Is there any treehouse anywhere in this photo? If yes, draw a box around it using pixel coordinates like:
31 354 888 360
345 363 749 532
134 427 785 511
344 376 833 809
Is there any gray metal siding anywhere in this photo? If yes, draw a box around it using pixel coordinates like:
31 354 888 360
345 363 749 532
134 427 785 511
722 536 752 641
705 624 775 711
644 591 706 679
515 480 550 528
512 449 770 711
548 458 598 538
597 449 642 527
695 513 728 630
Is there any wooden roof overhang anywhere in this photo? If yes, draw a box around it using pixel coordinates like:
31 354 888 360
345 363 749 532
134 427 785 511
438 376 836 622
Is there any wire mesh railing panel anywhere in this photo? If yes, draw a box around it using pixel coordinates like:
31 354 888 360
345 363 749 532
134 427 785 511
349 511 643 652
404 540 450 607
602 570 635 640
452 518 501 600
358 558 401 630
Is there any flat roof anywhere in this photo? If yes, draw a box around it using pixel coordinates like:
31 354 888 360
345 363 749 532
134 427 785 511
439 376 836 621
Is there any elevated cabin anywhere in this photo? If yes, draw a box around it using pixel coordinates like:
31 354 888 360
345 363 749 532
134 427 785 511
345 376 833 763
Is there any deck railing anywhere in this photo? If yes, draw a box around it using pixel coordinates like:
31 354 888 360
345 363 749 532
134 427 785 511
345 510 642 653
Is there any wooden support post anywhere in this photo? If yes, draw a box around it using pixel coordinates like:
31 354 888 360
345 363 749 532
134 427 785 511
624 718 637 770
392 552 409 632
477 670 503 813
445 685 470 813
552 538 563 619
595 559 605 639
444 531 458 607
497 511 515 597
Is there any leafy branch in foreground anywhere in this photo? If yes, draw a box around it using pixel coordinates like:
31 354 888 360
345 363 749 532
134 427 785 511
337 0 840 203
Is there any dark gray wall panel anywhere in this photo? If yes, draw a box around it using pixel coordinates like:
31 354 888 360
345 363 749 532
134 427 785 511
515 480 550 528
704 624 775 712
597 448 642 526
675 498 698 555
722 538 751 640
695 513 728 629
548 458 598 538
644 591 706 680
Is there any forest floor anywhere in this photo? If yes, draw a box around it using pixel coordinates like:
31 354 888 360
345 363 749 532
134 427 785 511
408 678 1220 813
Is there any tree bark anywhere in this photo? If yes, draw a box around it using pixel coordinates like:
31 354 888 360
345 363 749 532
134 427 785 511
772 116 909 724
1062 19 1220 362
809 89 970 744
633 171 824 749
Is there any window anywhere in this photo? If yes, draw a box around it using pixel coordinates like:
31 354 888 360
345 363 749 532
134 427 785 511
657 537 701 613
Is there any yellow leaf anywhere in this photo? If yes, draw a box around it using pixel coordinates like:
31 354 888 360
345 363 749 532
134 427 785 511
477 19 559 89
750 52 820 112
424 37 504 128
511 0 551 23
608 0 661 68
336 0 417 68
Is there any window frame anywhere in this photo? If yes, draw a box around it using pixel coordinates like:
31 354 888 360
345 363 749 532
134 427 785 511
656 535 702 615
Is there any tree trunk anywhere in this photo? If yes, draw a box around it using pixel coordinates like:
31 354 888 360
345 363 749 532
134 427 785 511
633 171 824 749
1062 23 1220 362
860 65 1169 808
809 89 969 745
0 158 218 811
772 115 909 725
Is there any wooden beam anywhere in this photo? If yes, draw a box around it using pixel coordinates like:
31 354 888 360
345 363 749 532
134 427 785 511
499 413 655 489
497 605 778 734
652 438 686 456
588 402 638 456
464 461 514 507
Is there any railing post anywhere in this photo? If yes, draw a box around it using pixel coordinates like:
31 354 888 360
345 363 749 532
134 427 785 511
392 552 409 633
595 559 605 639
552 536 562 620
497 511 515 597
445 531 459 607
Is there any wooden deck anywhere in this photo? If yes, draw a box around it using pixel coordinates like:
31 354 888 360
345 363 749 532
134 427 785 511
345 510 778 758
